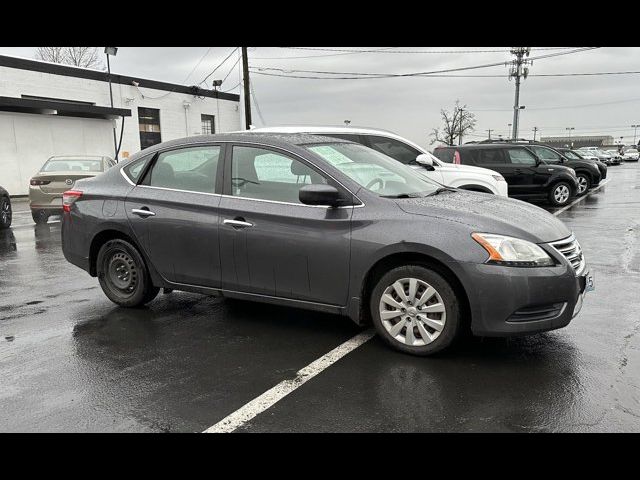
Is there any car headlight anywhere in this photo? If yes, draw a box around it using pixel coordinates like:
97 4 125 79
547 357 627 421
472 233 555 267
491 174 506 182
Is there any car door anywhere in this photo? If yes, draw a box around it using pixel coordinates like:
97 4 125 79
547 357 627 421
500 147 543 196
124 144 224 288
362 135 444 184
218 144 353 306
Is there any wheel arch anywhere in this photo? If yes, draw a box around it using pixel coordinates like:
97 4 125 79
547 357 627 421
359 251 471 332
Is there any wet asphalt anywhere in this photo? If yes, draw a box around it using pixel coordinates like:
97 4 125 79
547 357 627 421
1 163 639 432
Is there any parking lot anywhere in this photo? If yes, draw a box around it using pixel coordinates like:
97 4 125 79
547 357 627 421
1 162 639 432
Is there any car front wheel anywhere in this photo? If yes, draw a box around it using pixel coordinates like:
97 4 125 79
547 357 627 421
370 265 461 356
576 174 591 196
0 197 11 229
548 182 573 207
97 239 159 307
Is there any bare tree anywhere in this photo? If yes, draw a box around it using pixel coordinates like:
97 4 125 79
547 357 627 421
35 47 66 64
35 47 103 69
430 100 477 146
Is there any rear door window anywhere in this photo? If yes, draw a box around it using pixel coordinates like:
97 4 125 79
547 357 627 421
506 148 538 165
473 149 506 165
145 146 221 194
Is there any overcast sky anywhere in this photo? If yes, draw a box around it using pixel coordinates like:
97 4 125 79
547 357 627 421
1 46 638 149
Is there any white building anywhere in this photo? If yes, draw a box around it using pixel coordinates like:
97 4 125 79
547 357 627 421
0 54 241 196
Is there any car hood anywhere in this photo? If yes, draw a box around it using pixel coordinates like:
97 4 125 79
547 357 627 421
394 190 571 244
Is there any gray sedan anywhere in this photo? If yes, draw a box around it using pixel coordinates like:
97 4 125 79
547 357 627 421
61 133 592 355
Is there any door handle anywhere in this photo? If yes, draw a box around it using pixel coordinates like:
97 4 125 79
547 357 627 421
223 218 253 228
131 208 156 218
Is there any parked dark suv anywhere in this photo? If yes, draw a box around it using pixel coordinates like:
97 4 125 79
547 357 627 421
556 147 608 185
0 185 12 230
433 143 580 207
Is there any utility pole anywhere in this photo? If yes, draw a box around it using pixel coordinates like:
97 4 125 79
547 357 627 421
533 127 538 141
508 47 531 140
241 47 252 130
486 129 493 139
458 107 465 145
632 124 639 144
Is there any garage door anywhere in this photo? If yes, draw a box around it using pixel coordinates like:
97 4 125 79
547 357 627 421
0 112 113 196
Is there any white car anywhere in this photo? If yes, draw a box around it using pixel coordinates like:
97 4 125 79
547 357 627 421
623 148 639 161
248 126 509 197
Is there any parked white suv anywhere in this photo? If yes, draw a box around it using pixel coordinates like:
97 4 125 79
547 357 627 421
248 126 509 197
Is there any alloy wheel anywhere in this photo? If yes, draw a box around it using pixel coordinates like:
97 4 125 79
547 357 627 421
1 200 10 225
554 184 570 204
378 278 446 346
577 176 588 195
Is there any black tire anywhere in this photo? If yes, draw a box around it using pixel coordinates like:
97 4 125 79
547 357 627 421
576 173 591 196
32 209 48 225
369 265 461 356
547 181 573 207
96 239 159 307
0 196 11 229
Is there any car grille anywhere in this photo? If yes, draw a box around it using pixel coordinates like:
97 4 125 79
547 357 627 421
550 235 586 275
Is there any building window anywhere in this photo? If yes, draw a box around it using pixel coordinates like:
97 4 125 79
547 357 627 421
201 114 215 135
138 107 162 150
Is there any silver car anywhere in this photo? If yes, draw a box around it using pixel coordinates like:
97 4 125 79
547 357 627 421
29 155 115 224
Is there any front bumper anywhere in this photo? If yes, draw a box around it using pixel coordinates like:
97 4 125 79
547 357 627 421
496 181 509 198
458 260 589 337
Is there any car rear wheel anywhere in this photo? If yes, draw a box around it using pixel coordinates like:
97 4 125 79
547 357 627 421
576 174 591 196
548 182 573 207
370 265 461 356
31 209 48 224
0 197 11 229
97 239 159 307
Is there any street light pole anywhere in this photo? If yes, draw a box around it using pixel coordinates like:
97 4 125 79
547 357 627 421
566 127 575 148
104 47 119 161
632 124 639 145
533 126 539 141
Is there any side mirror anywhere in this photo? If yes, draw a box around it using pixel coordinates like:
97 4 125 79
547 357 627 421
415 154 435 170
299 184 346 207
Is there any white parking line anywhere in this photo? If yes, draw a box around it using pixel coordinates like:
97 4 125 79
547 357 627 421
203 178 609 433
203 329 375 433
552 179 609 217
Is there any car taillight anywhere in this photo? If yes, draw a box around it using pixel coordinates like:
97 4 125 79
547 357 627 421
62 190 83 213
30 179 51 186
453 150 461 165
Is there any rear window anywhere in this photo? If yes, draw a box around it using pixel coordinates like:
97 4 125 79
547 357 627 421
123 154 153 183
42 158 103 172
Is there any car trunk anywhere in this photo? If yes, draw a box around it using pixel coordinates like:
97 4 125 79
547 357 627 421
35 173 98 194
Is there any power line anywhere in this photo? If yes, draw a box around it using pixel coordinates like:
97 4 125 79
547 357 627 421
199 47 239 87
220 55 241 85
276 47 574 54
182 46 214 84
249 48 599 80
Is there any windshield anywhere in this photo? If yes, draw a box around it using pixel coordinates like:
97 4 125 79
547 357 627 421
42 158 103 172
626 149 638 153
564 150 582 160
307 143 441 197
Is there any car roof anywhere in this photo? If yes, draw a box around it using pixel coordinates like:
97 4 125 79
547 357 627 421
123 133 354 164
249 125 400 136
